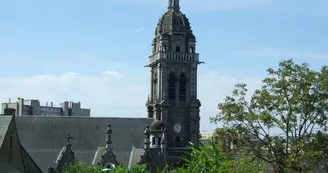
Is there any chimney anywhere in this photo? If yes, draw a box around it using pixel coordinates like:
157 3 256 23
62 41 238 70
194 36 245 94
46 102 48 107
9 98 11 103
51 102 53 107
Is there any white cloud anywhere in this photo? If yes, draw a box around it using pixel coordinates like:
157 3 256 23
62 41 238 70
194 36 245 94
133 28 144 33
0 71 262 131
102 71 125 78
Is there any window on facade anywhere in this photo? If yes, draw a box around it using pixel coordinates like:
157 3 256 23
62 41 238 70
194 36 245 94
152 137 155 145
168 73 176 100
175 136 181 142
179 73 187 101
176 46 180 53
147 106 154 118
163 45 167 51
189 47 194 53
158 137 161 144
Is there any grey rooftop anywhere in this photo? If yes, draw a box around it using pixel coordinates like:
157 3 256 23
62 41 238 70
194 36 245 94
14 116 152 172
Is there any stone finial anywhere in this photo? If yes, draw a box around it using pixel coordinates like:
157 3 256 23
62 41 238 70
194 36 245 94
48 166 54 173
144 125 151 150
65 134 73 146
106 124 113 151
168 0 180 11
160 92 167 105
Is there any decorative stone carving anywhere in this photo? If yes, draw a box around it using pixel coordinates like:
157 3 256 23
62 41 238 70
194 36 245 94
97 124 119 168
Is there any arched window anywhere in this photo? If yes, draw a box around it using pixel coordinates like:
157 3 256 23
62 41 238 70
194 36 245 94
152 137 155 145
179 73 186 101
176 46 180 53
168 73 176 100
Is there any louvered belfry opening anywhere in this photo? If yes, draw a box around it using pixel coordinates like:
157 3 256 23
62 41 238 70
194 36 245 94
168 73 176 100
179 73 186 101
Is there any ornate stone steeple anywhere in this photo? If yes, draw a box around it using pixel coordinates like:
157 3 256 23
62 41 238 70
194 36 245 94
168 0 180 11
65 134 73 146
96 124 119 168
146 0 202 168
106 124 113 151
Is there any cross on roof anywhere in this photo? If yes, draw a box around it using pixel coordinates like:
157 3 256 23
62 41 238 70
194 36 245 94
65 134 73 145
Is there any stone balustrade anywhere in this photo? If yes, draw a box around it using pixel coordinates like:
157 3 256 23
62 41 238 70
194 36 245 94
149 52 199 64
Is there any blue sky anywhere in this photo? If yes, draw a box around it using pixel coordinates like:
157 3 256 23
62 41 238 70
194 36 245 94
0 0 327 131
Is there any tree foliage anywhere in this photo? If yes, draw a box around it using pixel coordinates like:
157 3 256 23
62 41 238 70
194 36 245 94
211 59 328 172
212 128 239 153
62 161 104 173
174 141 234 173
231 157 266 173
63 162 149 173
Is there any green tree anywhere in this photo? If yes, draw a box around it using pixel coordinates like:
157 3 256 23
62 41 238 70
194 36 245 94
62 162 149 173
62 161 103 173
303 131 328 171
232 157 266 173
174 141 233 173
211 128 239 153
211 59 328 172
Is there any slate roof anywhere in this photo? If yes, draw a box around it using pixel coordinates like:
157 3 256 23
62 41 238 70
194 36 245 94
0 116 12 147
128 147 145 168
92 147 106 165
15 116 152 173
20 143 43 173
92 146 119 167
155 10 194 39
0 160 19 173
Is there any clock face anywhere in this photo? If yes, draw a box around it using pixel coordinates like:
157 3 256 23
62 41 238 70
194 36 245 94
174 124 182 133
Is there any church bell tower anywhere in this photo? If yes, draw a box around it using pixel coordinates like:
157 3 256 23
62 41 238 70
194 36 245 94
145 0 203 166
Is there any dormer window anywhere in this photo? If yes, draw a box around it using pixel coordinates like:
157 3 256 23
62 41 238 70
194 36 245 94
176 46 180 53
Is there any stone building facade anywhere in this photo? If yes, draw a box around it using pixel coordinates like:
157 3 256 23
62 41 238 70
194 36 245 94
1 98 90 117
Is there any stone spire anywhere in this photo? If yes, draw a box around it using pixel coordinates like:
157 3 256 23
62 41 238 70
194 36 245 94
168 0 180 11
65 134 73 146
93 124 119 168
144 125 151 150
105 124 113 151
